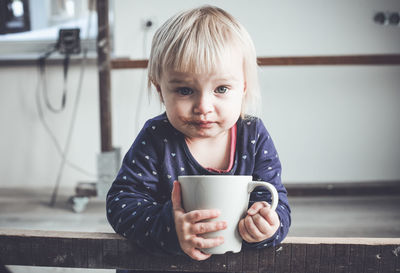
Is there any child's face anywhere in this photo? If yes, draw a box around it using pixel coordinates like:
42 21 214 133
156 50 245 140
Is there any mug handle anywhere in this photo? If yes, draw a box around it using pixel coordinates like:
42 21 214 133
248 181 278 211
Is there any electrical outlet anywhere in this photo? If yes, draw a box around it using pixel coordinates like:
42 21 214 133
141 17 157 31
58 28 81 54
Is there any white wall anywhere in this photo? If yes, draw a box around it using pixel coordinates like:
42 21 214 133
112 0 400 183
0 64 100 188
0 0 399 188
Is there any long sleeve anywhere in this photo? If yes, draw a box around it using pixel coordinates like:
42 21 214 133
242 118 291 249
106 114 290 255
106 118 183 256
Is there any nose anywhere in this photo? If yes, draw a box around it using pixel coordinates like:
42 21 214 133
193 92 214 116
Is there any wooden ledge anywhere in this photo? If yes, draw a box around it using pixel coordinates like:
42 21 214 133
1 229 400 245
1 229 399 272
111 54 400 69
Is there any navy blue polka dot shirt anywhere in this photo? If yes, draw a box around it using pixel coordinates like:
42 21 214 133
106 113 291 256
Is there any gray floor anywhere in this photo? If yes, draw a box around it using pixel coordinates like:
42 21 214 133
1 187 400 272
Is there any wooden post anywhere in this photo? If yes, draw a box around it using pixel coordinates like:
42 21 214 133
96 0 113 152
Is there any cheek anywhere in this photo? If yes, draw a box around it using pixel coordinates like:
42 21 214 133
164 98 190 117
225 92 245 110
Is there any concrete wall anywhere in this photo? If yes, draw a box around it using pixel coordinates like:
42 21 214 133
0 0 399 188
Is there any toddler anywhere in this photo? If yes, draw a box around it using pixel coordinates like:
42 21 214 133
106 5 291 261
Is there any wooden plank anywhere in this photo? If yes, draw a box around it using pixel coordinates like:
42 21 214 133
348 244 365 273
191 258 211 272
258 246 275 273
147 251 186 272
304 244 320 273
395 246 400 273
1 229 400 272
320 244 335 273
32 237 59 267
0 236 26 265
111 58 148 69
257 55 400 66
226 251 243 272
334 244 350 273
242 248 259 273
126 243 149 271
110 55 400 69
103 238 119 268
379 245 396 273
118 239 136 270
72 237 88 268
0 57 97 67
210 253 227 272
2 229 400 245
58 238 74 267
87 238 103 268
274 244 291 273
172 253 195 272
290 244 306 273
364 245 381 273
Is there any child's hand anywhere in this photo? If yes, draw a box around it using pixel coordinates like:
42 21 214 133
238 201 280 243
171 181 227 261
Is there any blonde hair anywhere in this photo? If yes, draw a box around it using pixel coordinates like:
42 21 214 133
148 5 260 117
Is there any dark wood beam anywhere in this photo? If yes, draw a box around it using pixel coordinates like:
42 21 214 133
111 54 400 69
1 229 399 272
257 54 400 66
96 0 113 152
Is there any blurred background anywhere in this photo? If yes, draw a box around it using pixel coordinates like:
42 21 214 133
0 0 399 271
1 0 400 189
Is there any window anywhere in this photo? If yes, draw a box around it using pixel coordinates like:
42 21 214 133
0 0 101 58
0 0 31 34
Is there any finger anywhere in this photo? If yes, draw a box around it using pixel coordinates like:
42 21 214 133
185 209 220 223
187 248 212 261
244 214 265 239
240 217 259 242
190 235 225 250
171 181 183 211
191 221 227 235
259 207 280 226
251 213 270 234
247 201 269 216
239 218 256 242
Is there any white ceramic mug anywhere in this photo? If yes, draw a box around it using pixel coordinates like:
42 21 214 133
178 175 278 254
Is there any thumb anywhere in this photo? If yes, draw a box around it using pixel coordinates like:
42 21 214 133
171 181 183 211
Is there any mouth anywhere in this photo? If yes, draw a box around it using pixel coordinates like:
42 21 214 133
187 120 215 128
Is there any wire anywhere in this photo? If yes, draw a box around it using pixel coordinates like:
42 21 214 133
40 53 70 113
35 65 96 178
47 11 95 207
48 53 85 206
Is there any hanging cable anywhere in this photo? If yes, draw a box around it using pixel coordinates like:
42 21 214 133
36 64 96 178
49 11 94 207
41 53 70 113
37 37 96 179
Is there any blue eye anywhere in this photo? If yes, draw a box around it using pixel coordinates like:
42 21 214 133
215 86 229 94
177 87 193 96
